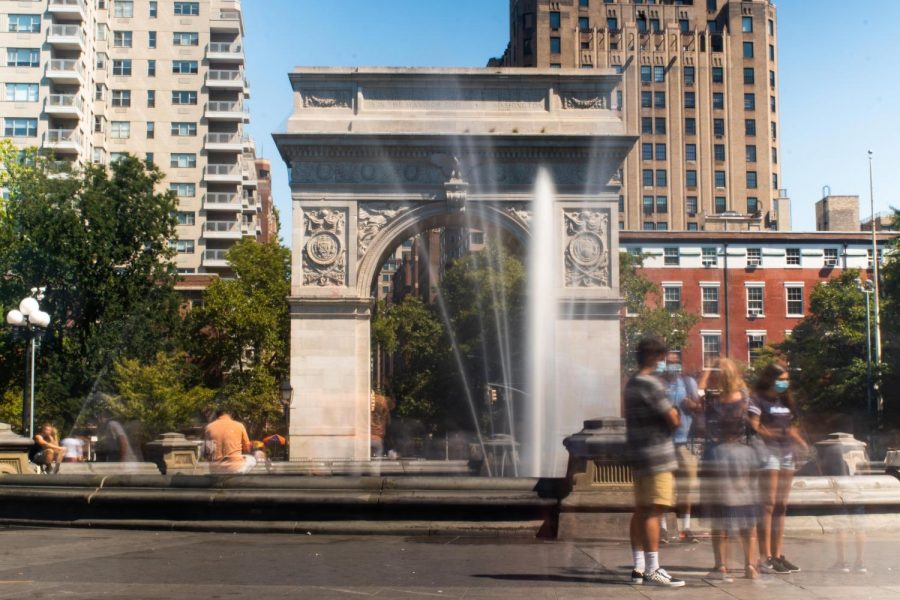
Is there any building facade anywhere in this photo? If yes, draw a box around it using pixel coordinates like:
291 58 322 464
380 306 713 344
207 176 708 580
621 231 897 375
254 158 277 243
500 0 783 232
0 0 260 275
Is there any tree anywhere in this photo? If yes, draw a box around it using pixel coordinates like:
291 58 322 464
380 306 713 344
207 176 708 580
620 251 700 372
0 146 182 430
873 210 900 425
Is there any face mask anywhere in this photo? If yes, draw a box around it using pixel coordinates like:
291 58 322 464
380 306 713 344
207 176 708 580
774 380 790 393
666 364 683 374
655 361 667 374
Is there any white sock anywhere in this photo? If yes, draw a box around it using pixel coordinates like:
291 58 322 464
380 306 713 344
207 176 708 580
681 515 691 531
646 551 660 573
633 549 645 572
660 518 668 532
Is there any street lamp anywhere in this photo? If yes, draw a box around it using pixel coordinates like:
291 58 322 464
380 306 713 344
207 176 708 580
867 151 884 422
5 287 51 439
857 279 875 421
279 378 293 428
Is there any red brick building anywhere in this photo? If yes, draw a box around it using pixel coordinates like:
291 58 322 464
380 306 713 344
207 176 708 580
620 231 897 375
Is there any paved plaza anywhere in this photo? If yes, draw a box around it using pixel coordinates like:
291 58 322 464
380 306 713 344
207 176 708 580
0 527 898 599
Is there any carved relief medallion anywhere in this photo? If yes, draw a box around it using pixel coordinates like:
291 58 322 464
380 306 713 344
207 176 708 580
564 210 610 288
561 94 607 110
302 90 353 109
303 209 346 286
357 203 413 258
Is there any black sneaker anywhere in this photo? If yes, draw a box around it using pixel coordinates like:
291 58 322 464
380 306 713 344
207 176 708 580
769 556 793 574
643 568 686 587
760 557 789 574
778 555 801 573
631 569 644 584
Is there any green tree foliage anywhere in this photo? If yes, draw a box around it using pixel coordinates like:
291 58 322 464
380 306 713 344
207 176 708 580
620 251 700 373
0 146 181 430
870 211 900 425
105 352 214 444
183 239 291 435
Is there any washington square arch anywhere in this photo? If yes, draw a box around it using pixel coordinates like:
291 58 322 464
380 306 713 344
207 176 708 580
274 68 636 476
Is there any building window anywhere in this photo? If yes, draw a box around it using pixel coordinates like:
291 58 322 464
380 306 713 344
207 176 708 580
684 91 696 108
174 2 200 15
6 48 40 68
114 0 134 17
743 41 754 58
655 144 666 161
655 169 667 187
685 117 696 135
172 60 198 74
715 171 726 188
771 146 778 164
745 119 756 136
641 117 653 134
176 211 195 226
174 240 195 254
7 14 41 33
747 197 759 214
743 67 755 84
664 248 679 266
618 195 625 213
714 144 726 161
687 222 699 231
713 119 725 136
663 286 682 311
4 83 39 102
146 121 154 139
148 31 157 48
748 333 765 362
702 334 721 369
656 196 668 214
712 92 724 110
643 195 654 213
746 286 764 316
742 16 753 33
686 196 698 215
785 248 800 266
112 59 132 76
171 90 198 105
769 44 775 61
654 65 665 83
744 93 756 110
702 286 720 316
702 246 717 266
684 66 695 85
747 247 761 266
110 153 127 163
773 173 778 189
94 115 104 133
746 145 757 162
868 248 884 267
607 17 618 31
148 60 156 77
771 121 777 140
169 182 196 197
170 153 196 168
580 0 589 6
147 90 155 107
110 121 131 139
642 170 654 187
145 152 154 166
712 66 724 83
769 70 776 89
637 17 648 34
655 117 666 134
641 91 652 108
679 18 690 33
3 118 37 137
549 11 561 29
173 31 199 46
786 286 804 316
650 18 661 33
685 144 697 161
654 91 666 108
824 248 838 267
149 1 157 17
642 143 653 160
714 197 726 213
111 89 131 107
170 122 197 136
550 37 561 53
746 171 758 189
686 170 697 187
579 16 590 30
641 65 652 82
113 31 133 48
643 222 656 231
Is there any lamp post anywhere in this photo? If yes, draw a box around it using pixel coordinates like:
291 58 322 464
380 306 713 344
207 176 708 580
857 279 874 421
5 287 51 439
278 378 293 430
867 151 884 422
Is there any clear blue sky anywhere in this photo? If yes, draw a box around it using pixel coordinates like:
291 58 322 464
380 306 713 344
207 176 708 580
243 0 898 243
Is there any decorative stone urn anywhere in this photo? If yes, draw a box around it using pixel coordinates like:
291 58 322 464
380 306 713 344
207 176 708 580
145 432 199 474
0 422 35 475
815 432 869 476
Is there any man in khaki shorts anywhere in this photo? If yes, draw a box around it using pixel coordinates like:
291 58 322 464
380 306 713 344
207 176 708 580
624 337 685 588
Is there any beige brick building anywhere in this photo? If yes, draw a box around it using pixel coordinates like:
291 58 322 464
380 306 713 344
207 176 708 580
497 0 784 232
0 0 260 275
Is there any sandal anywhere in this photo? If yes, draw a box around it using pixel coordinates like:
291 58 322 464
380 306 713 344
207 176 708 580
745 564 759 579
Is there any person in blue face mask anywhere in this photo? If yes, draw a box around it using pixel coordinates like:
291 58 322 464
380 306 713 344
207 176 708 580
748 363 808 576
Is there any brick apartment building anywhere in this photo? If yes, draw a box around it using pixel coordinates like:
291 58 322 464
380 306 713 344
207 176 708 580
621 230 897 375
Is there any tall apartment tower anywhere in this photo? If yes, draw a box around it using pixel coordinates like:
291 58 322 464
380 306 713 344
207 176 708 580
500 0 782 232
0 0 259 275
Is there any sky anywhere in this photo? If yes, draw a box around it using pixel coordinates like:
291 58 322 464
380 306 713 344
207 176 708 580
243 0 899 244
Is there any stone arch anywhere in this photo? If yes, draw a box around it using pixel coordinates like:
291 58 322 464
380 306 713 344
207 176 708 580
354 201 531 298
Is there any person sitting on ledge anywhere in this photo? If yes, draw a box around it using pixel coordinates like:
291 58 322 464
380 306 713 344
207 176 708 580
204 408 255 474
30 422 65 474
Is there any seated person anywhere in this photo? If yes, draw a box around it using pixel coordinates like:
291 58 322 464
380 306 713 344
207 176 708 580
30 423 65 473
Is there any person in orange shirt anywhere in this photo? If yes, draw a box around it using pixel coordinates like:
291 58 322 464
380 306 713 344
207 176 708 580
204 408 255 474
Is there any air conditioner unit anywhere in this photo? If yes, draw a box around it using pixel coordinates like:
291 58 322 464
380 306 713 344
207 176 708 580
748 308 762 318
702 259 716 267
747 259 760 268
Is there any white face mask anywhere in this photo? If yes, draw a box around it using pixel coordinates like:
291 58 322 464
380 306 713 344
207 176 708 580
655 360 667 374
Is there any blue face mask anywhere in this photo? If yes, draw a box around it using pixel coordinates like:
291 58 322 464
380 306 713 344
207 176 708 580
666 363 683 374
774 380 790 393
655 360 667 374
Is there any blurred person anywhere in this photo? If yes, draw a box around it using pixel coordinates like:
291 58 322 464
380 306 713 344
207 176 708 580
748 363 807 575
96 412 138 462
370 391 392 458
29 423 65 473
60 435 85 463
624 336 685 588
697 358 756 580
204 408 255 474
663 350 702 544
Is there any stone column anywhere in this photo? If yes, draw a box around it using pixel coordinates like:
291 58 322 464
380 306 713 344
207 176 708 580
289 297 372 461
0 422 35 475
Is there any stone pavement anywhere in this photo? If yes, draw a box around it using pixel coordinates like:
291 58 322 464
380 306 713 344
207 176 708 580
0 526 898 599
